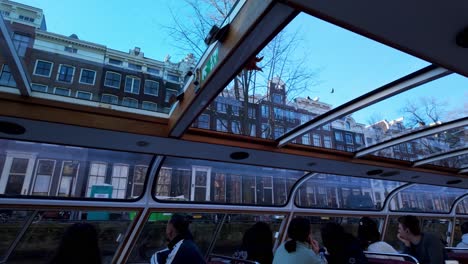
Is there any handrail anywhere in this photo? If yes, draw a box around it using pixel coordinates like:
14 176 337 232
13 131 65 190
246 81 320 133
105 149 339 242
446 247 468 251
364 251 420 264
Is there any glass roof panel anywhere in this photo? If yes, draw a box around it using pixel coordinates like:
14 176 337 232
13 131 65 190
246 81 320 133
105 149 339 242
294 173 404 210
0 138 153 200
291 74 467 157
370 126 467 163
426 153 468 169
0 0 220 116
390 184 467 213
192 13 429 138
154 156 306 205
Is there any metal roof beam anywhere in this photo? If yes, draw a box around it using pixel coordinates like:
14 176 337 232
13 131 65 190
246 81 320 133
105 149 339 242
413 148 468 167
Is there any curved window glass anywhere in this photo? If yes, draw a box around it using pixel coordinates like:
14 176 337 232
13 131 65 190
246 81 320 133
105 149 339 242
154 157 305 205
295 173 404 210
0 209 34 261
456 196 468 214
0 139 153 200
7 209 136 264
390 184 467 213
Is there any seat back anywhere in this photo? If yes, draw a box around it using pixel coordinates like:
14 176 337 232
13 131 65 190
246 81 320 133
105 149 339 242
446 247 468 264
364 251 419 264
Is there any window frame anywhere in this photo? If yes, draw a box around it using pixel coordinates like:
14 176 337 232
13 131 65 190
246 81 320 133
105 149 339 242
144 80 159 96
30 83 48 93
56 64 76 83
33 60 54 77
101 94 119 105
104 71 122 89
76 91 93 100
53 87 71 96
141 101 158 111
121 97 139 108
124 76 141 94
79 68 97 85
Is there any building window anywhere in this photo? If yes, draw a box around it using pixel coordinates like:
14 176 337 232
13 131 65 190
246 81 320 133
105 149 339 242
231 105 240 116
108 58 122 65
273 107 283 119
272 93 283 104
101 94 118 104
147 67 160 75
144 80 159 96
217 102 227 113
261 123 269 138
231 121 240 134
31 159 55 196
58 161 79 197
12 33 30 57
111 164 129 199
198 114 210 129
64 46 77 53
124 76 140 94
128 62 142 70
313 134 321 146
274 126 284 138
407 143 413 154
0 65 16 86
324 136 332 148
322 123 331 130
142 101 157 111
57 65 75 83
79 69 96 85
76 91 92 100
302 134 310 145
18 15 34 22
335 131 343 141
31 83 47 92
250 124 256 136
132 165 147 197
122 97 138 108
345 133 353 144
33 60 53 77
248 107 256 118
0 11 10 17
216 119 227 132
337 145 345 151
346 146 355 152
346 121 351 130
261 105 269 118
355 135 362 144
104 72 121 88
167 74 179 82
53 87 71 96
165 89 177 103
87 162 107 197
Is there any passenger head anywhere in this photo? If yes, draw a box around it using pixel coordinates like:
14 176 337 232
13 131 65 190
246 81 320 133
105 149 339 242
242 222 273 263
398 215 421 239
461 222 468 235
358 217 381 248
285 217 311 253
166 214 193 241
50 222 101 264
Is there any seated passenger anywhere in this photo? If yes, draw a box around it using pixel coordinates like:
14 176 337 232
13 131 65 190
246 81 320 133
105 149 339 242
321 222 368 264
232 221 273 264
456 222 468 248
358 217 401 260
273 217 324 264
151 214 205 264
397 215 447 264
49 222 101 264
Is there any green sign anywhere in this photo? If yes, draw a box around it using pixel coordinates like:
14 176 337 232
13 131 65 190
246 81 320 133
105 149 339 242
201 47 219 83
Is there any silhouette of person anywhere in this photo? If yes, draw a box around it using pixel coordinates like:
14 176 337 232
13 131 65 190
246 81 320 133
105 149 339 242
49 222 101 264
233 221 273 264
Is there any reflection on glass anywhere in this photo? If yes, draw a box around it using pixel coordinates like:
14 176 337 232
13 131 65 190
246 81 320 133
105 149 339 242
155 157 305 205
427 153 468 169
456 198 468 215
390 184 467 213
128 212 219 263
384 217 450 252
192 13 428 142
212 214 284 257
295 174 403 210
371 126 467 163
7 209 135 264
0 209 34 260
0 139 153 199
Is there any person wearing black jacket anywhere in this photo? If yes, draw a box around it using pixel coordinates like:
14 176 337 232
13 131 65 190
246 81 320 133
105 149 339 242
151 214 205 264
321 222 368 264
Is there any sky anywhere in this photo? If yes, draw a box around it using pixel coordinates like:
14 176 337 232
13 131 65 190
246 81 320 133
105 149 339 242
13 0 467 126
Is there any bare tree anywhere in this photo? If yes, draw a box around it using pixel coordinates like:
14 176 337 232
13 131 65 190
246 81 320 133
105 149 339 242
164 0 319 138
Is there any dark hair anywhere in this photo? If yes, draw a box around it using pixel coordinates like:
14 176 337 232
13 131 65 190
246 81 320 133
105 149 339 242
285 217 310 253
321 222 367 263
358 217 381 249
461 222 468 234
169 214 193 240
242 222 273 264
50 223 101 264
398 215 421 235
